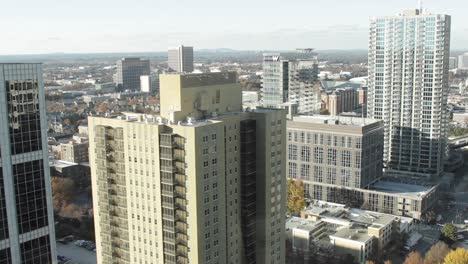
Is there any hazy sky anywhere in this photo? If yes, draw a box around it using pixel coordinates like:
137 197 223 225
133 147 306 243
1 0 468 54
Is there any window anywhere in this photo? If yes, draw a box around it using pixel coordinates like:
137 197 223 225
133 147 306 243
301 146 310 162
327 167 336 184
300 164 310 181
212 134 217 140
288 145 297 160
288 162 297 179
203 148 209 155
341 150 351 167
327 149 337 165
314 147 323 164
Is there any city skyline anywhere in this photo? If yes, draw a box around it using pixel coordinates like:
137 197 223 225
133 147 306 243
1 0 468 55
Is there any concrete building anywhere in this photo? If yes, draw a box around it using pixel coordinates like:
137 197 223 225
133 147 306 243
458 53 468 70
286 115 438 219
261 50 321 114
140 74 159 94
287 204 414 264
0 64 57 263
368 8 451 177
89 72 286 264
115 58 150 91
321 88 360 116
60 138 89 163
168 45 194 73
357 87 367 106
449 57 458 70
95 82 116 93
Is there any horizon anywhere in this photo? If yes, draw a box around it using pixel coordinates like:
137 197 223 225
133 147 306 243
1 0 468 55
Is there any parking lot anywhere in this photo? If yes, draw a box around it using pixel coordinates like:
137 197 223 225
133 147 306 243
57 243 97 264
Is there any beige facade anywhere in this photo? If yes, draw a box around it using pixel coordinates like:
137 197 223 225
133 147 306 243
89 72 286 264
61 140 89 163
321 88 359 116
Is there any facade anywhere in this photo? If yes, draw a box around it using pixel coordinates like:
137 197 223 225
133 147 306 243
449 57 458 70
321 88 360 116
357 87 367 106
140 74 160 94
458 53 468 69
115 58 150 91
286 115 437 219
89 72 286 264
261 51 321 114
60 139 89 163
168 45 194 73
0 64 57 263
368 9 451 177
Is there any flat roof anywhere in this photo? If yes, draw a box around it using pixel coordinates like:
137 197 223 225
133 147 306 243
290 115 380 127
369 181 434 199
330 227 373 243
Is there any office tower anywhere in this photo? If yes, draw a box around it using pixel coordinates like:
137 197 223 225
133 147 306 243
0 64 56 263
89 72 286 264
368 8 451 177
115 58 150 91
262 50 321 113
286 115 437 219
168 45 194 73
458 53 468 69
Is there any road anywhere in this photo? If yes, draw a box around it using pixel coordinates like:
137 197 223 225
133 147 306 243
57 243 96 264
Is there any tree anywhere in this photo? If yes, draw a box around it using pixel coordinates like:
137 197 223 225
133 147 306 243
425 241 449 264
320 109 330 115
51 177 75 210
403 251 424 264
444 248 468 264
441 223 457 244
97 102 108 113
287 178 306 215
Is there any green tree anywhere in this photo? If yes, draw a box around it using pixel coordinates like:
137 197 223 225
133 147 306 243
441 223 457 243
287 178 306 215
444 248 468 264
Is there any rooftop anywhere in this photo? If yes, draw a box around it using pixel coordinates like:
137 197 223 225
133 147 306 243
290 115 380 127
330 227 373 243
369 181 435 199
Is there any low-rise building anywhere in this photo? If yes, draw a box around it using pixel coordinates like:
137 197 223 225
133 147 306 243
60 138 89 163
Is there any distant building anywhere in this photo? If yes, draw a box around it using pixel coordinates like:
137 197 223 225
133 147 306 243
459 53 468 69
140 74 159 94
357 87 367 106
321 88 359 116
60 138 89 163
262 50 321 114
449 57 458 70
368 8 451 177
115 58 150 91
168 45 194 73
95 82 116 93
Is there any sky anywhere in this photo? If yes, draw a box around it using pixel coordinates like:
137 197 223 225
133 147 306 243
1 0 468 55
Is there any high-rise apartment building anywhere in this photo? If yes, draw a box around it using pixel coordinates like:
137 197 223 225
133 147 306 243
89 72 286 264
115 58 150 91
368 8 451 177
0 64 56 263
262 51 321 114
320 88 360 116
168 45 194 73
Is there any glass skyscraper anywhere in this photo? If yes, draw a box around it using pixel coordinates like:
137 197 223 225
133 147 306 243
367 8 451 177
0 64 56 263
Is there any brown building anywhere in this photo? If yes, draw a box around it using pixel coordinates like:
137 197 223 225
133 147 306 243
321 88 359 116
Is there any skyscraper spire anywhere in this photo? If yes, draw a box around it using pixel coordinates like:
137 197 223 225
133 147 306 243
418 0 423 13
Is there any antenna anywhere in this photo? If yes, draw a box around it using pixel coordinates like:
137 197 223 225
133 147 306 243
418 0 423 13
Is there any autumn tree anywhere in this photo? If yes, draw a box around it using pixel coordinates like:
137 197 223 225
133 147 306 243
443 248 468 264
287 178 306 215
51 177 75 210
424 241 449 264
97 102 109 113
441 223 458 244
403 251 424 264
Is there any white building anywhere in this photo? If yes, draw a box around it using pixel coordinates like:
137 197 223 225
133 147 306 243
458 53 468 69
168 45 194 73
368 8 451 177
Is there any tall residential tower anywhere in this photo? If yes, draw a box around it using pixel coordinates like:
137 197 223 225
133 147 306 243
89 72 286 264
367 8 451 177
0 64 57 263
168 45 194 73
261 50 321 114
